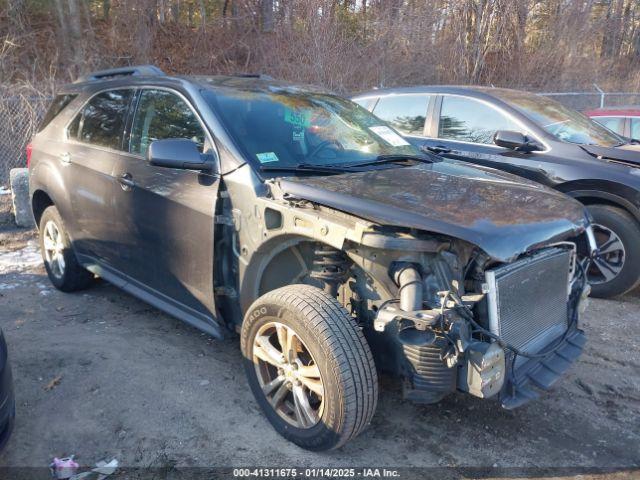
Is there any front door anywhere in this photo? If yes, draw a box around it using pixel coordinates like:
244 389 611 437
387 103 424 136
111 88 220 320
418 95 553 186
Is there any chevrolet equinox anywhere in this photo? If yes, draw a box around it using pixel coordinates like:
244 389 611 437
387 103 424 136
29 65 594 450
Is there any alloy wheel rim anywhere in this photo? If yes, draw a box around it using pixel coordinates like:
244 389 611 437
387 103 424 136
43 220 65 279
588 223 625 285
253 321 324 429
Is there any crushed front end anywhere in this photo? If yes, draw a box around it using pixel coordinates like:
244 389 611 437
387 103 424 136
344 229 593 409
246 167 596 410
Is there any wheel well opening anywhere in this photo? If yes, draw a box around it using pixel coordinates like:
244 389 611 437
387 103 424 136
237 239 350 316
578 196 619 208
577 196 640 224
257 241 318 298
31 190 53 228
572 194 640 225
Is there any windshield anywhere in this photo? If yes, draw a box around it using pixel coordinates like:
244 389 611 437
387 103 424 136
494 90 625 147
203 87 421 169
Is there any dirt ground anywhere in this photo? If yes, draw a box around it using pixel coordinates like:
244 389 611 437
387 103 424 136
0 193 638 478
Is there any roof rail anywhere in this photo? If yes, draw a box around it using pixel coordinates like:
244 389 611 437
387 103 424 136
75 65 166 83
231 73 274 80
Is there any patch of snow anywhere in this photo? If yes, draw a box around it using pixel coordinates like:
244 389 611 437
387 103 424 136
0 186 10 195
0 240 42 273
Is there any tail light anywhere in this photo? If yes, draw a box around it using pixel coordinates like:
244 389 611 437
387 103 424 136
26 143 33 168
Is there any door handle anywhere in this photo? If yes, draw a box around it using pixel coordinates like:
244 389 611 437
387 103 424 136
59 152 71 164
117 173 135 191
422 145 452 155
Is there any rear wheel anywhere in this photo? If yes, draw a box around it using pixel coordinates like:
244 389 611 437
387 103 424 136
39 206 94 292
587 204 640 298
241 285 378 450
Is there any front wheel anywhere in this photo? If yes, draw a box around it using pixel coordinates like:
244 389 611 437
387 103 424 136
587 204 640 298
241 285 378 451
39 206 94 292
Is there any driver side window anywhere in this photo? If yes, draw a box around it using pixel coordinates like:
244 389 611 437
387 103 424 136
129 89 205 157
439 95 521 144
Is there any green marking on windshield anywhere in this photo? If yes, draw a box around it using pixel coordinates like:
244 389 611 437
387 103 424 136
256 152 280 163
284 108 312 128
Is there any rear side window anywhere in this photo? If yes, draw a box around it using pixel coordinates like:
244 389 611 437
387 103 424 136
439 95 520 144
372 94 430 135
79 89 133 150
630 118 640 139
39 94 77 132
129 89 205 157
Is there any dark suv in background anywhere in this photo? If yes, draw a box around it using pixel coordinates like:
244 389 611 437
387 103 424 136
29 66 593 450
352 87 640 298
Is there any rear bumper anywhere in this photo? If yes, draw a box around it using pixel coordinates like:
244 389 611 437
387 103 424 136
500 328 586 409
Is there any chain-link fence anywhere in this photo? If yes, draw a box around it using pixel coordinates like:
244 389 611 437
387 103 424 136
0 95 51 186
539 91 640 112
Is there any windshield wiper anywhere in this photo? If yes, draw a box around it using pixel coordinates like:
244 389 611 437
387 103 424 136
612 139 639 147
260 163 355 174
343 154 436 168
260 154 435 174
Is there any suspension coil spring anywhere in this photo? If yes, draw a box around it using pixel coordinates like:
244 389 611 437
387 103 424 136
310 244 350 296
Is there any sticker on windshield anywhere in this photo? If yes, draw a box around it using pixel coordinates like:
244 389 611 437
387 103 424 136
284 108 312 128
256 152 279 163
369 126 411 147
292 128 304 142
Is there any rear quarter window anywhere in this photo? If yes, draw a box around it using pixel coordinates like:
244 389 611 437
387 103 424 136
39 94 77 132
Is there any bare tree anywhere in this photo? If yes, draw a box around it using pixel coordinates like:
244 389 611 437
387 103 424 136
171 0 181 22
3 0 640 92
7 0 26 34
199 0 207 30
66 0 85 69
103 0 111 20
261 0 274 32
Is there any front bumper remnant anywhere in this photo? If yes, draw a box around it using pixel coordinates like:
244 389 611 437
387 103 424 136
500 328 586 409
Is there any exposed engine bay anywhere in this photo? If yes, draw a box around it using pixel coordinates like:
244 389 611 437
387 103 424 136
219 164 595 409
342 235 591 408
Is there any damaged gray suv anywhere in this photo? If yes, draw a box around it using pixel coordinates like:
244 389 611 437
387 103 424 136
29 66 594 450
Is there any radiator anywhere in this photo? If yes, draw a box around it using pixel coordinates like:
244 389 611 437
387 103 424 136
485 248 572 356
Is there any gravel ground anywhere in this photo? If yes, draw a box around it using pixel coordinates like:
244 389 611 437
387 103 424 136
0 194 638 478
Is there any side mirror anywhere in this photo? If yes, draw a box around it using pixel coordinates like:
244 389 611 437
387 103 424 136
147 138 214 172
493 130 542 152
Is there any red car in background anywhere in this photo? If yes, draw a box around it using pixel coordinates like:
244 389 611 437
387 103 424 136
585 106 640 139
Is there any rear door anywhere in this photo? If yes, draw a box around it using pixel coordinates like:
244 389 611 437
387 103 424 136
63 89 135 269
111 88 220 319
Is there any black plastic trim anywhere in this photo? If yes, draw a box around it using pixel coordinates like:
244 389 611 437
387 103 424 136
500 328 586 409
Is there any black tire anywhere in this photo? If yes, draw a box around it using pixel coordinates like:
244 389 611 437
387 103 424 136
241 284 378 451
39 206 94 292
587 204 640 298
